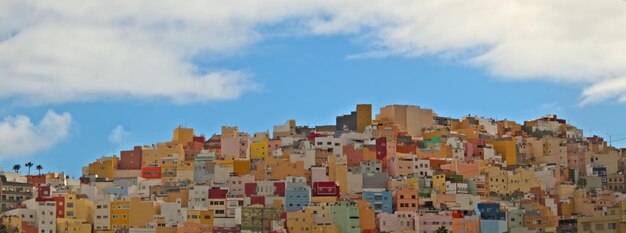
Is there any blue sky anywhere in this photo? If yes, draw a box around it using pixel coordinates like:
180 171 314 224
2 1 626 176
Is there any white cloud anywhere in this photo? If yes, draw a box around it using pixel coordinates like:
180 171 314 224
0 110 72 159
108 125 130 144
2 0 626 104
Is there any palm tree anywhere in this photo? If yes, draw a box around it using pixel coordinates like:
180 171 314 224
36 165 43 175
25 162 34 175
12 164 21 173
436 226 449 233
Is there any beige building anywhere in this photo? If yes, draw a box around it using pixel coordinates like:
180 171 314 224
376 105 434 137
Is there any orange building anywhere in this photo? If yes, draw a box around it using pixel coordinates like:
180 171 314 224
452 215 480 233
394 186 419 212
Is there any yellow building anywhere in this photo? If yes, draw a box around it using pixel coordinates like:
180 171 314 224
356 200 376 232
221 126 239 138
433 174 446 194
130 197 156 228
186 209 214 229
328 155 348 195
313 224 340 233
356 104 372 133
94 230 115 233
287 210 314 233
161 163 178 183
57 218 92 233
142 142 185 167
251 138 268 160
65 193 95 222
233 159 251 175
173 127 194 145
88 156 119 180
487 167 542 195
577 200 626 233
110 200 131 229
175 163 195 182
489 138 518 165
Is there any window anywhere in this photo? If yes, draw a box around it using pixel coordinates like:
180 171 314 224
596 224 604 230
608 223 617 229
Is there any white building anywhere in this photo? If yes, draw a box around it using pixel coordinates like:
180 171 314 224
188 185 211 209
37 200 57 233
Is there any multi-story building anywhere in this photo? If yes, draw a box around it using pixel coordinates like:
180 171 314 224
0 180 33 212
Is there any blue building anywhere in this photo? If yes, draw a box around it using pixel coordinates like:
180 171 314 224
361 190 393 214
477 203 507 233
285 188 311 211
477 203 506 220
103 179 131 197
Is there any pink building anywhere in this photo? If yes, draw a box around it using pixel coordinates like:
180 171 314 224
377 211 416 232
414 212 453 233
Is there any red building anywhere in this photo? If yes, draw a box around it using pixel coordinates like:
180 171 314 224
312 182 339 196
208 187 228 199
141 167 161 179
26 175 46 187
119 146 142 170
375 137 387 160
54 196 65 218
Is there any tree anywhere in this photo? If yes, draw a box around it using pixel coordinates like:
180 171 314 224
0 223 19 233
25 162 34 175
36 165 43 175
12 164 21 173
436 226 449 233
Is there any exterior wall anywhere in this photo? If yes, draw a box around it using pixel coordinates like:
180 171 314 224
452 215 480 233
414 213 453 233
286 211 314 233
0 181 34 212
110 200 130 229
331 201 361 233
394 186 418 212
56 218 91 233
376 105 434 137
232 160 250 175
250 139 268 160
193 155 215 184
377 212 416 233
285 188 311 212
141 167 162 179
65 193 94 223
94 199 111 231
172 127 194 145
273 120 296 139
120 146 143 170
37 200 57 233
142 143 184 167
185 209 214 230
160 201 184 227
356 200 376 232
361 191 393 214
88 156 119 180
130 197 155 228
356 104 372 133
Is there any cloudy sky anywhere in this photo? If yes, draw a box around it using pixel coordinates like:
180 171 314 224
2 0 626 175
